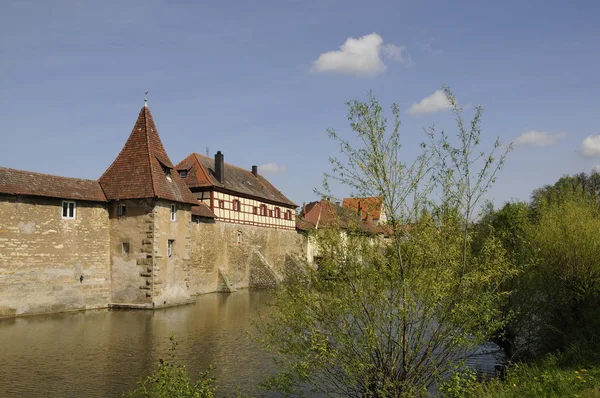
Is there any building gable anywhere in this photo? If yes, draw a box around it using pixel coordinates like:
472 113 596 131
99 105 198 205
176 153 296 208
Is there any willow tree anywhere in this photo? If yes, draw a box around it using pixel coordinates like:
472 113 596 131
258 88 515 397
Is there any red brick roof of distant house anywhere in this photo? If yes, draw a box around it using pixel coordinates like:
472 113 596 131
175 153 297 208
342 196 384 221
300 198 380 233
99 105 198 205
0 166 107 202
295 217 315 232
191 202 216 218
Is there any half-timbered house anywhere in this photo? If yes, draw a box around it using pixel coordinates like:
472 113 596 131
175 153 297 230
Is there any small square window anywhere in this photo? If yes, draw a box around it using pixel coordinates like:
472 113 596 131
122 242 130 254
167 239 174 258
62 200 76 219
118 204 127 217
170 204 176 221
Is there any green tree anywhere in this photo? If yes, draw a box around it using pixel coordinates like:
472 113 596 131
258 88 515 396
474 201 536 361
527 194 600 358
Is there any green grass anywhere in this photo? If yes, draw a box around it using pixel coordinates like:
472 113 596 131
441 355 600 398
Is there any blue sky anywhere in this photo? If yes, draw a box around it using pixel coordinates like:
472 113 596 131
1 0 599 209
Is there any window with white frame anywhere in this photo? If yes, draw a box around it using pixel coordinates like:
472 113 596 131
118 204 127 217
170 204 176 221
62 200 76 219
167 239 174 257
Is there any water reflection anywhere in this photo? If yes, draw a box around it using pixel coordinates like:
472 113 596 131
0 291 276 397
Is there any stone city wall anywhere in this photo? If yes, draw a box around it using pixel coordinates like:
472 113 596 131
0 194 110 317
189 221 305 294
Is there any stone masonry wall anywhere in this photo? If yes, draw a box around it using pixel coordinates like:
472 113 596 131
152 200 192 306
0 195 110 317
109 199 155 305
189 221 305 294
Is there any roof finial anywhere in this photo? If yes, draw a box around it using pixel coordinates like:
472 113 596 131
144 90 148 107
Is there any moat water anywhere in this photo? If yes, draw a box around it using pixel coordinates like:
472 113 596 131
0 290 278 397
0 290 503 397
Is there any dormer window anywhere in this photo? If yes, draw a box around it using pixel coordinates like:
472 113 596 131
162 164 172 182
179 170 187 178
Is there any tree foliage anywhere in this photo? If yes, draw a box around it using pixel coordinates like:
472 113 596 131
476 172 600 363
258 88 515 396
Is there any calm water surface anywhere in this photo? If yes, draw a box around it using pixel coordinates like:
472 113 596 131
0 290 277 397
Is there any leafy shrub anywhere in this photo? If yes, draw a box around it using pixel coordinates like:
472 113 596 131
125 334 215 398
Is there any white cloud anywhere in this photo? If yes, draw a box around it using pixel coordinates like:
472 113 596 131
311 33 408 77
407 90 452 115
592 164 600 173
580 135 600 157
382 43 409 63
258 163 287 174
515 130 567 147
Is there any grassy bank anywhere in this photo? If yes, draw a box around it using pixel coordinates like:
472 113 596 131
442 355 600 398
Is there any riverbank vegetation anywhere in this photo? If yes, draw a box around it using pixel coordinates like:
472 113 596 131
257 88 519 396
257 89 600 396
126 335 216 398
126 90 600 397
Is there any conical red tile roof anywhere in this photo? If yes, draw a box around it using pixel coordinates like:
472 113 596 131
99 105 198 205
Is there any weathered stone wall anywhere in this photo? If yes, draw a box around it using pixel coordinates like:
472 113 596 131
109 199 155 305
189 221 305 294
0 195 110 316
152 200 192 306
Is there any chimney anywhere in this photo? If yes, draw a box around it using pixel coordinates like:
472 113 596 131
215 151 224 184
251 165 258 177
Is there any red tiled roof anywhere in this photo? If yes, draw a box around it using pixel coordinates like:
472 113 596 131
175 153 297 208
191 203 216 218
0 167 107 202
296 217 315 232
99 105 198 205
342 197 384 221
301 199 359 229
